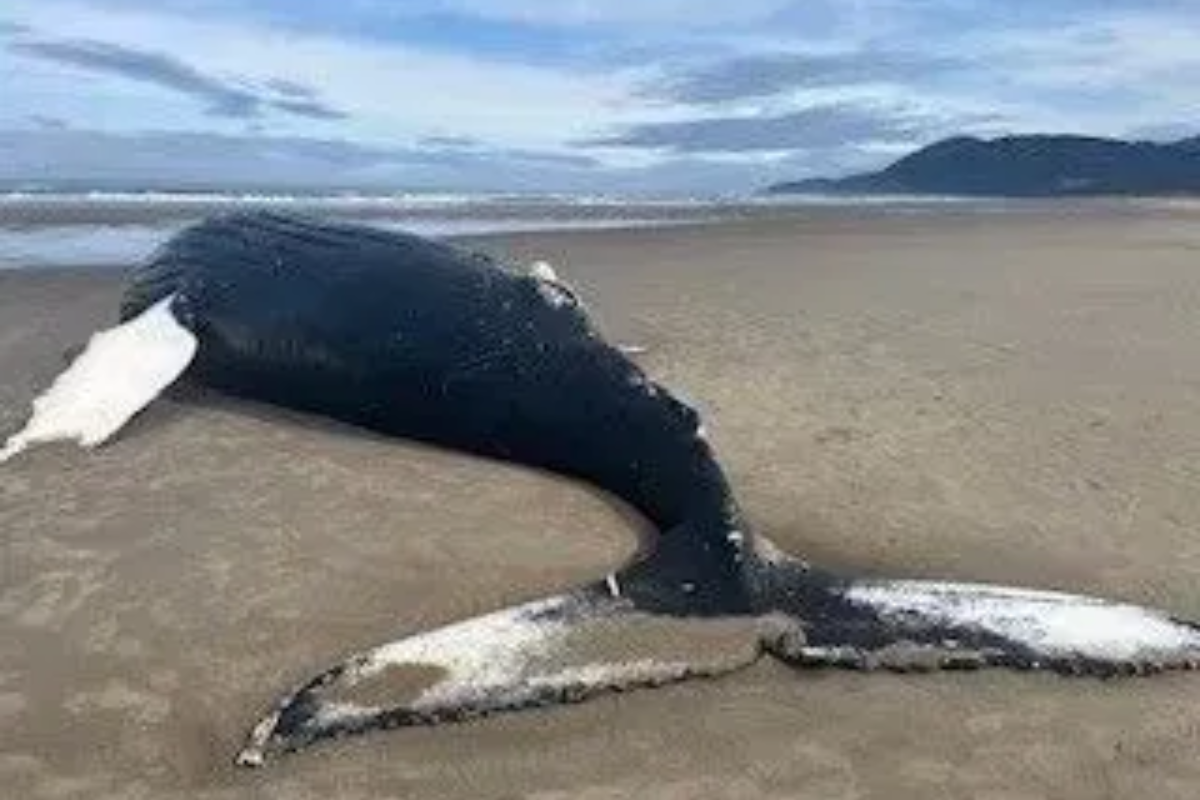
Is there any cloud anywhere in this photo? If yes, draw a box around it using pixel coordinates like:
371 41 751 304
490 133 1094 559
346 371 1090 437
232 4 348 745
390 0 795 29
10 38 262 118
0 128 604 190
3 0 637 150
8 36 347 121
583 103 951 154
413 134 599 167
1128 122 1200 142
265 78 318 99
0 129 396 179
970 12 1200 94
645 50 958 105
482 147 598 168
0 126 809 193
27 114 69 130
266 97 348 121
419 134 480 148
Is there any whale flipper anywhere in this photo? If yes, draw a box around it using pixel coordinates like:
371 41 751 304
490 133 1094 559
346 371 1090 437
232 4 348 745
236 587 764 766
1 296 196 462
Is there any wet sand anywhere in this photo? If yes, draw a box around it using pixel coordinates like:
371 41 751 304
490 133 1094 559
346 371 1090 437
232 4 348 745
3 208 1200 799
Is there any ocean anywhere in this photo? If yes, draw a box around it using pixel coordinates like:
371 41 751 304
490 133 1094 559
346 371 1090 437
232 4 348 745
0 190 720 268
0 189 1012 269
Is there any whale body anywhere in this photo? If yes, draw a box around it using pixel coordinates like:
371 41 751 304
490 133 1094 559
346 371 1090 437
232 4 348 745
3 211 1197 766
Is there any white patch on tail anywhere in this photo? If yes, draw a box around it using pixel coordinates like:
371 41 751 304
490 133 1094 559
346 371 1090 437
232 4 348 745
367 594 572 708
847 580 1200 663
1 295 197 462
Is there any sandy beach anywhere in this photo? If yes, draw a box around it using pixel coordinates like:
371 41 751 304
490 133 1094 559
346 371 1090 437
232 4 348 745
3 206 1200 799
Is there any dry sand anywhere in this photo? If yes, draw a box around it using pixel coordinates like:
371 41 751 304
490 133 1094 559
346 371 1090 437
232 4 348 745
3 206 1200 799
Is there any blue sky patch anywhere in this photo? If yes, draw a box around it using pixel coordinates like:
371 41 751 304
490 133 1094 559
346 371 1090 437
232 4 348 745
2 0 1198 193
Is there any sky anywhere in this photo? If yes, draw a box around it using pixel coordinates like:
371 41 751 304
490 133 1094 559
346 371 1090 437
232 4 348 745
2 0 1199 195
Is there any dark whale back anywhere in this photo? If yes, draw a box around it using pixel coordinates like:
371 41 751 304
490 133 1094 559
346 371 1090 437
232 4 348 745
123 213 598 444
123 211 751 612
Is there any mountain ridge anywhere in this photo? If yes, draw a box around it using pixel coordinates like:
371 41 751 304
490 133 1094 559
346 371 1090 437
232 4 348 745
767 134 1200 197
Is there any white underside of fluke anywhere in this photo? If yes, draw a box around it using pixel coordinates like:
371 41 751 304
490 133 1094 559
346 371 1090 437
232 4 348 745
235 592 764 766
235 595 585 766
846 580 1200 663
370 594 574 707
1 295 196 463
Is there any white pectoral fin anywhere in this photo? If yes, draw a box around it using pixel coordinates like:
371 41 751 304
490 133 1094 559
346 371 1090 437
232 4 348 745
1 295 197 462
790 579 1200 675
236 589 764 766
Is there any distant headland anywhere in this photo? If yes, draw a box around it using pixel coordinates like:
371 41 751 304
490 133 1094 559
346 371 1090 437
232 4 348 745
766 134 1200 197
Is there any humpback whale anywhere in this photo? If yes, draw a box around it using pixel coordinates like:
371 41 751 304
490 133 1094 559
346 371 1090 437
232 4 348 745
3 211 1198 767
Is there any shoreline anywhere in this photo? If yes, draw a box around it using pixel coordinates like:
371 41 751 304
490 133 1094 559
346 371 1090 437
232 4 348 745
3 192 1198 229
4 198 1200 273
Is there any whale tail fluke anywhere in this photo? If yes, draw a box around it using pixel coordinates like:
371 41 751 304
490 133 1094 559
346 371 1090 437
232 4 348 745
236 586 764 767
755 557 1200 677
1 295 197 463
237 542 1200 766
